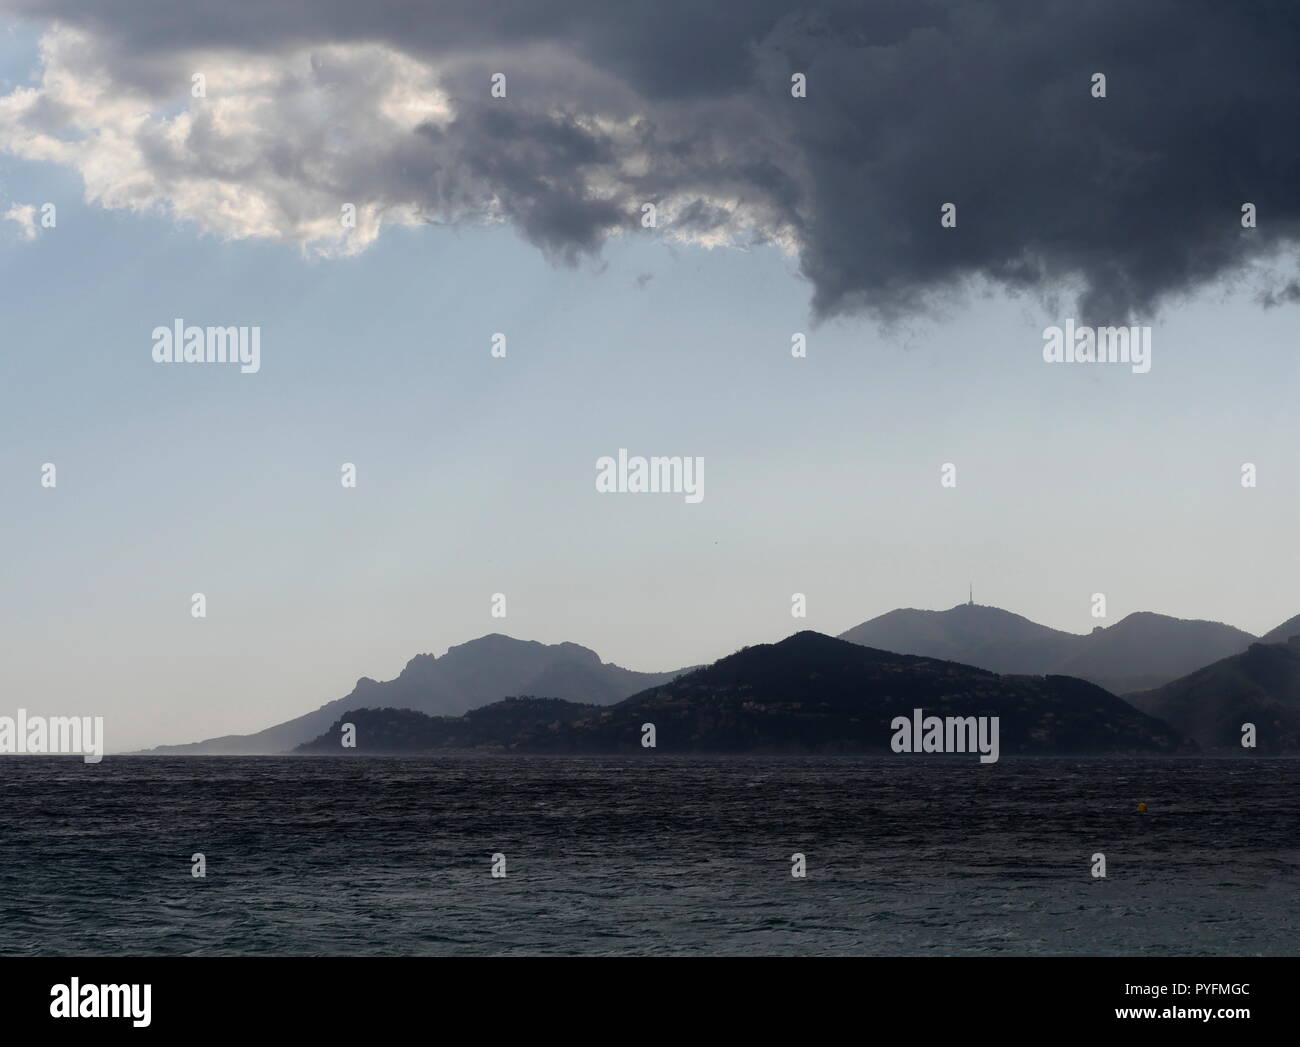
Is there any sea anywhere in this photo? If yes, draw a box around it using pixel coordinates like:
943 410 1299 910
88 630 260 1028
1 756 1296 956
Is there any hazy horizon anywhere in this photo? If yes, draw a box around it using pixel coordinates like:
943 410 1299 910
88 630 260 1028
93 598 1300 752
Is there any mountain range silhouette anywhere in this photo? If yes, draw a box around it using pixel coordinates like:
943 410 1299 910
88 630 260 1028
838 603 1259 694
142 603 1300 755
296 631 1187 756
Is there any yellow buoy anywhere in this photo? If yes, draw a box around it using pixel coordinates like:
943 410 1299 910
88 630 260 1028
1137 802 1148 813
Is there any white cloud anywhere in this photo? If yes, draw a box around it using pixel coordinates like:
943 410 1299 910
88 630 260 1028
0 27 462 254
3 201 37 239
0 25 789 262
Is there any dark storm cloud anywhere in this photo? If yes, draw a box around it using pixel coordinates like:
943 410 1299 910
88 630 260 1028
5 0 1300 320
421 101 627 261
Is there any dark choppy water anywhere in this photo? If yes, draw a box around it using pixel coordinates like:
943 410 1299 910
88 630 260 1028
1 756 1296 955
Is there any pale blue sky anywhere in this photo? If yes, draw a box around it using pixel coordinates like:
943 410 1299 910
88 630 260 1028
2 21 1298 750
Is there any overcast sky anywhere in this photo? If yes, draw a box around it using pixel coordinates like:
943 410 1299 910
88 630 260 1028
2 2 1299 750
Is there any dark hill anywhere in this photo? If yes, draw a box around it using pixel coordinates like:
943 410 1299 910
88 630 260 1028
298 698 598 753
1127 638 1300 752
